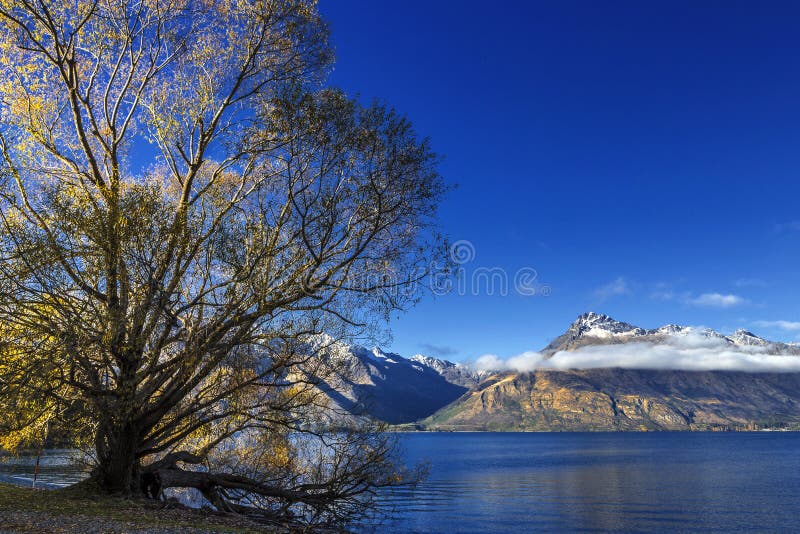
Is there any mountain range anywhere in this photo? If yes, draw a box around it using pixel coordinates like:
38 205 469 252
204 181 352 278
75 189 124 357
541 312 800 356
319 313 800 430
310 336 484 424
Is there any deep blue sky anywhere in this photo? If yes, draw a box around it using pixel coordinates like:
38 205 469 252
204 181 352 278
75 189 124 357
320 1 800 361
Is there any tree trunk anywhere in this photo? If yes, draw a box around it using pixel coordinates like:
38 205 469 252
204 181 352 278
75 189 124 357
95 421 142 495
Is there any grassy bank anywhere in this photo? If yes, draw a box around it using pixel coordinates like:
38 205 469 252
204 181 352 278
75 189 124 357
0 482 271 533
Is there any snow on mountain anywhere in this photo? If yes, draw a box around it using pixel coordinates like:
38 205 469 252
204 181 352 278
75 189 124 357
543 312 800 356
654 324 686 335
307 336 483 424
572 312 648 338
728 329 771 347
541 312 646 355
409 354 489 387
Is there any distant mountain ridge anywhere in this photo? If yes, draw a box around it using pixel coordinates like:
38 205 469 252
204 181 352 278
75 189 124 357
420 312 800 431
314 313 800 430
310 336 483 424
409 354 489 387
421 368 800 431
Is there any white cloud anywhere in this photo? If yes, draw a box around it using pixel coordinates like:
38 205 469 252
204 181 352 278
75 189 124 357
593 277 631 300
688 293 746 308
545 342 800 372
753 320 800 331
474 354 506 372
506 351 543 373
472 333 800 374
474 352 541 373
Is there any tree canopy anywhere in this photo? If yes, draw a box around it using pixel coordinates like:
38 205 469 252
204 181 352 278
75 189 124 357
0 0 445 525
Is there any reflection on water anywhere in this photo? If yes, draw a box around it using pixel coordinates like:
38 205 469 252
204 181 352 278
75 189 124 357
0 449 89 487
371 432 800 533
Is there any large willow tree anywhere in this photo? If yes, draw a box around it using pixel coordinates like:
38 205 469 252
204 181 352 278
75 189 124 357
0 0 444 524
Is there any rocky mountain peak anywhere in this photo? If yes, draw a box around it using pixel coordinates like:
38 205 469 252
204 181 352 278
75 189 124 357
570 312 646 338
729 329 770 346
731 329 759 338
655 324 687 335
410 354 488 387
543 313 800 357
410 354 455 371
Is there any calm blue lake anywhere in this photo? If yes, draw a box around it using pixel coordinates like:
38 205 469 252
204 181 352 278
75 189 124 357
373 432 800 533
3 433 800 532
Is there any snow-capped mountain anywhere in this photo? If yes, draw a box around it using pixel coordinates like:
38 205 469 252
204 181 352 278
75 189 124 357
309 337 483 424
421 313 800 432
542 312 800 356
569 311 648 338
409 354 489 387
728 329 772 348
308 313 800 428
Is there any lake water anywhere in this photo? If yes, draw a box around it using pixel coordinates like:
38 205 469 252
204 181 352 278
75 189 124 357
374 432 800 533
3 434 800 532
0 449 89 488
